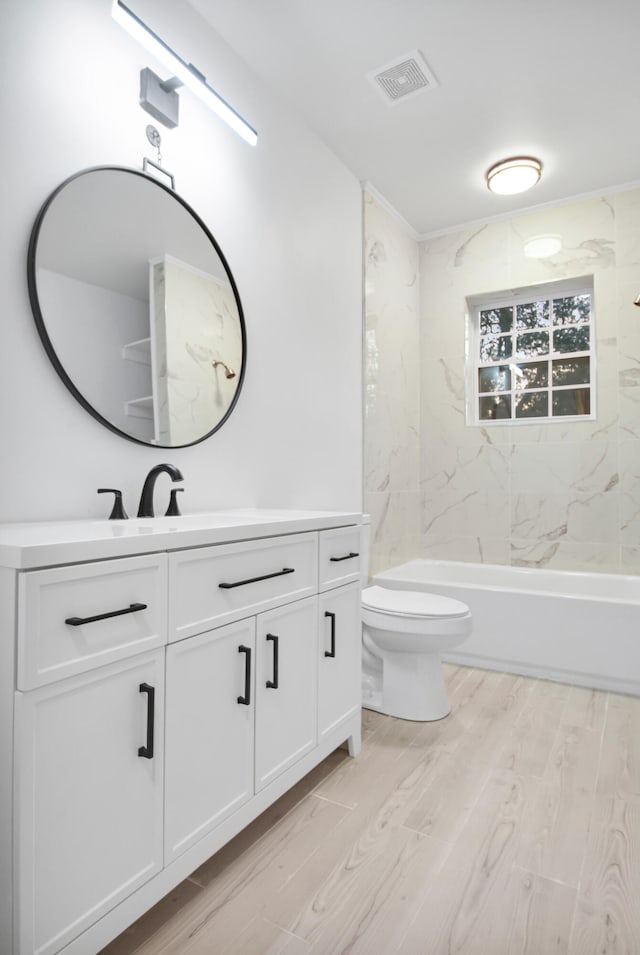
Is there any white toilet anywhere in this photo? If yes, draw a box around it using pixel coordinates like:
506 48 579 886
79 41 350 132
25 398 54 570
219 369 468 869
360 526 472 722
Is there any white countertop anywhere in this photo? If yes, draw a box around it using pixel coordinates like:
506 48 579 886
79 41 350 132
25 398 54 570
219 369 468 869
0 509 363 570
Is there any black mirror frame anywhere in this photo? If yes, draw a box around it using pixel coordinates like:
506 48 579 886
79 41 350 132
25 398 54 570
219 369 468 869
27 165 247 448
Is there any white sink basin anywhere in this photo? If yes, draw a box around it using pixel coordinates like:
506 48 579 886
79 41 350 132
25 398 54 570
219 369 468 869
0 508 363 569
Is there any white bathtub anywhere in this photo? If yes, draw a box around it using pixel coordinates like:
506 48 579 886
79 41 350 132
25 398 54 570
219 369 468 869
371 559 640 696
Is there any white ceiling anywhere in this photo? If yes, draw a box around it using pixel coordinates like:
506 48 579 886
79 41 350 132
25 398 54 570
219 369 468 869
187 0 640 236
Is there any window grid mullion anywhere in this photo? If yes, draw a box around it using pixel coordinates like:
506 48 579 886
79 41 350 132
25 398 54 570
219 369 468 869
474 288 593 424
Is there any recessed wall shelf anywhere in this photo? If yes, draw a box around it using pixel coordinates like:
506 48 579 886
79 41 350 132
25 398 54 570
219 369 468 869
125 395 154 419
122 338 152 365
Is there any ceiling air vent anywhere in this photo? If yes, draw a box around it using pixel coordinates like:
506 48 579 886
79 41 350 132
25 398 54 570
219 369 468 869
366 50 438 105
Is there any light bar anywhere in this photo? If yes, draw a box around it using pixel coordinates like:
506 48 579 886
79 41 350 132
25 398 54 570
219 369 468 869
112 0 258 145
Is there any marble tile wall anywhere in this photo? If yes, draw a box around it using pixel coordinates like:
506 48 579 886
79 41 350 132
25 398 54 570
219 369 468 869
420 188 640 573
363 192 421 576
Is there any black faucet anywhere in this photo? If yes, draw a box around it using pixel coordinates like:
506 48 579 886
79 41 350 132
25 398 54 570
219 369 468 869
137 463 184 518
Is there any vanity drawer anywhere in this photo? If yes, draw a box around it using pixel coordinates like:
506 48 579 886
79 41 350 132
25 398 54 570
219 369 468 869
17 554 168 690
318 526 361 591
169 533 318 641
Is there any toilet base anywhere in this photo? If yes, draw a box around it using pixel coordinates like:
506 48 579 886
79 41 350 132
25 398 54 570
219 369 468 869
363 650 451 722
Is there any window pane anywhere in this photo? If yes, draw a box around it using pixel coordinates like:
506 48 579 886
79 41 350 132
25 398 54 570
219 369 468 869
552 356 590 387
552 388 591 416
553 326 590 353
516 300 550 330
512 361 548 390
515 331 549 358
478 365 511 393
480 307 513 335
479 395 511 420
553 294 591 326
515 391 549 419
480 335 513 362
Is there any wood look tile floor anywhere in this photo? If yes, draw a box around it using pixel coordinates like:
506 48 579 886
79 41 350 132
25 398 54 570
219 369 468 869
102 666 640 955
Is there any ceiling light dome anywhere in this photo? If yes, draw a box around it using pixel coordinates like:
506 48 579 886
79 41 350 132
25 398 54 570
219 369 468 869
486 157 542 195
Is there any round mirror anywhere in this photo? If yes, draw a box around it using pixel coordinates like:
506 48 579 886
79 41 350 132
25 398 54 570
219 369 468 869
27 166 246 447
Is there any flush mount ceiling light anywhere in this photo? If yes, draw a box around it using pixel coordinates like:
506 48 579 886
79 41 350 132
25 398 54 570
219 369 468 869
112 0 258 144
486 157 542 195
524 234 562 259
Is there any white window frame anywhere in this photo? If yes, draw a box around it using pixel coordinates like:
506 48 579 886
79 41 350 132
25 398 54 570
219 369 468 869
465 276 596 426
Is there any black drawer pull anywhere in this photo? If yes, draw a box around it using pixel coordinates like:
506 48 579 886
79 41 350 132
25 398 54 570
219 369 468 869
138 683 155 759
219 568 294 590
324 611 336 658
237 645 252 705
266 633 279 689
65 602 148 627
329 552 359 563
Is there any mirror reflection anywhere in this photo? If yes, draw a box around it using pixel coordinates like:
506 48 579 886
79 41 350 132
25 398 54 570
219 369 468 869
28 167 246 447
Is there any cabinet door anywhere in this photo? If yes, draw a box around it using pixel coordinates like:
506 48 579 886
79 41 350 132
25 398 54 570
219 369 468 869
14 650 164 955
318 583 361 742
164 618 256 864
255 596 317 792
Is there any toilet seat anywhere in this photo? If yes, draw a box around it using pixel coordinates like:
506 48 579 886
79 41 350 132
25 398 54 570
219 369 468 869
362 585 469 620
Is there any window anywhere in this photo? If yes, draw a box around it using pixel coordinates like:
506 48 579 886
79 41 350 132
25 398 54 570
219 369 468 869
467 278 594 424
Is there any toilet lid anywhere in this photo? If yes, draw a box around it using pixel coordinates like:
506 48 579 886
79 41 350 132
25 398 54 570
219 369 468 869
362 585 470 619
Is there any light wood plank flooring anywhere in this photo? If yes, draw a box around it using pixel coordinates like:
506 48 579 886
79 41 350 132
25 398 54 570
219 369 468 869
102 665 640 955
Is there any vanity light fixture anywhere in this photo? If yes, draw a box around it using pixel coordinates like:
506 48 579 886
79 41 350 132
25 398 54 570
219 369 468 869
524 234 562 259
111 0 258 145
486 157 542 195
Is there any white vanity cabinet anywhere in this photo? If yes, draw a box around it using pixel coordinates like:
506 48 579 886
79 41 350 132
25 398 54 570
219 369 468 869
14 650 165 955
254 596 318 791
317 525 362 743
166 595 320 864
0 511 362 955
318 583 361 743
164 618 256 864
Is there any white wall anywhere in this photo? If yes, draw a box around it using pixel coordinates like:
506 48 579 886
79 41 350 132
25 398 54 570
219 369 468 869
0 0 362 523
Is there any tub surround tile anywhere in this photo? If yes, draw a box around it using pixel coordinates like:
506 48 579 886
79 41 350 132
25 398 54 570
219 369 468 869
510 540 620 573
365 489 421 578
511 494 570 542
565 492 620 544
366 186 640 575
613 188 640 266
364 190 420 565
621 545 640 572
421 438 510 495
421 535 510 566
510 439 618 497
421 489 510 543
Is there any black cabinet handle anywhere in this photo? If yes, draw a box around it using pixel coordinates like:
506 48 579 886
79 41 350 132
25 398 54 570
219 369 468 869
266 633 279 689
324 611 336 658
329 552 359 562
237 645 252 704
138 683 155 759
219 567 294 590
65 602 147 626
